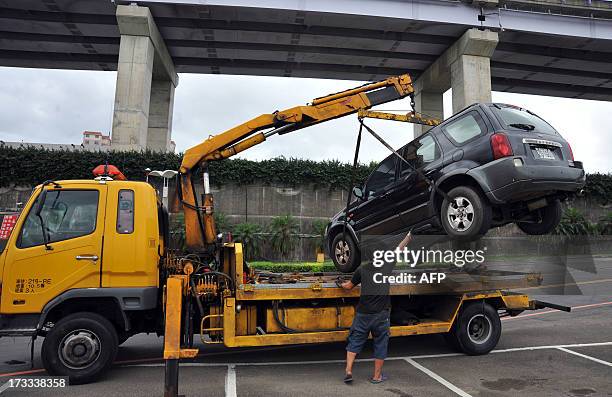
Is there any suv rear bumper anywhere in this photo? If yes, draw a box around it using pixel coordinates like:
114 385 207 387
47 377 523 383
468 156 586 204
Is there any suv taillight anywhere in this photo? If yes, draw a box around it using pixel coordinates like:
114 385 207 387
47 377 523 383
567 142 575 161
491 133 513 160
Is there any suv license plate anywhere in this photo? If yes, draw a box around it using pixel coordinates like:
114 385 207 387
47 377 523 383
534 147 556 160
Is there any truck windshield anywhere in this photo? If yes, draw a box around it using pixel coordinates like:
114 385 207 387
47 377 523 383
491 105 558 135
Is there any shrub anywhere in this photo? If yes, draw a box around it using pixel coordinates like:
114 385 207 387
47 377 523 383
555 207 592 236
311 219 329 252
233 222 262 260
214 212 231 233
597 212 612 235
269 215 300 259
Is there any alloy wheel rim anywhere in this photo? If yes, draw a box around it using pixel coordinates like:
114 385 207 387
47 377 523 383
447 196 475 232
334 240 350 265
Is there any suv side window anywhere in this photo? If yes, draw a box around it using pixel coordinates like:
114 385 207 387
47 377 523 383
401 134 441 176
18 190 99 248
443 111 487 144
365 155 397 198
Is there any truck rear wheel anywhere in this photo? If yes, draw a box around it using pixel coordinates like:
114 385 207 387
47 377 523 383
42 312 118 384
445 301 501 355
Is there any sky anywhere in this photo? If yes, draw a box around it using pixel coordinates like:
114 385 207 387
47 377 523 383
0 66 610 173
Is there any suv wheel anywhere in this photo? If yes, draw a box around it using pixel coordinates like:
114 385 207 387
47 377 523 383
441 186 492 241
516 199 562 235
331 232 360 273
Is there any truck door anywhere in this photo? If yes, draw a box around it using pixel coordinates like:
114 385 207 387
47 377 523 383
1 186 107 314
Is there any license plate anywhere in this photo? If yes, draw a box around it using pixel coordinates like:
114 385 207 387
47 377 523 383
534 147 556 160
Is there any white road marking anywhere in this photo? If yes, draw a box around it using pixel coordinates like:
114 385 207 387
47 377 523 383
556 347 612 367
405 358 472 397
121 340 612 369
225 364 237 397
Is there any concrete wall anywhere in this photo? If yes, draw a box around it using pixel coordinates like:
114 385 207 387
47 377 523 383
1 183 608 261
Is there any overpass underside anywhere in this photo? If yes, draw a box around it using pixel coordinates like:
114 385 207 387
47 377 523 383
1 0 611 149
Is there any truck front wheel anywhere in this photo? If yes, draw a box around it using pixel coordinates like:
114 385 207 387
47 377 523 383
41 312 118 384
445 301 501 355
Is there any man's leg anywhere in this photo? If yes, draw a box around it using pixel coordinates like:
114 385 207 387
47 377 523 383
345 312 368 382
371 311 390 382
346 351 357 376
373 358 384 381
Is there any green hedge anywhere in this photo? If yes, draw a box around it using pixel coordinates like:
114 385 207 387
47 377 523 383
0 146 374 189
0 146 610 203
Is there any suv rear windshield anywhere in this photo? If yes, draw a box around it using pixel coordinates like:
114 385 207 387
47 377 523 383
491 105 557 135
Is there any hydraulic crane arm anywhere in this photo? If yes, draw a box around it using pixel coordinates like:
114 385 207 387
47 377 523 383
178 73 419 251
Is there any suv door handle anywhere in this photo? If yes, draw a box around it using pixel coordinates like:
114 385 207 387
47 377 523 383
76 255 99 261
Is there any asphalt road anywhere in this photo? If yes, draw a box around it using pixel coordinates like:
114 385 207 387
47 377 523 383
1 257 611 397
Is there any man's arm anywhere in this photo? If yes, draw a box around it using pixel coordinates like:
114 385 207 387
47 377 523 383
397 231 412 251
340 280 355 290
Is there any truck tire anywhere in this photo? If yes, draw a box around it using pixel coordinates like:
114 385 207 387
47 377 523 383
331 232 360 273
516 199 562 235
445 301 501 355
441 186 492 241
41 312 118 384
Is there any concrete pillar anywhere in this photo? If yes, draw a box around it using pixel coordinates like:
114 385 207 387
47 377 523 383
112 5 178 152
412 28 498 135
147 79 175 151
450 30 497 113
112 35 154 151
413 89 444 137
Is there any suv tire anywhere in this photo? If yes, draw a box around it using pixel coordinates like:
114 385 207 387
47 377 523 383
516 199 562 235
331 232 360 273
41 312 118 385
441 186 492 241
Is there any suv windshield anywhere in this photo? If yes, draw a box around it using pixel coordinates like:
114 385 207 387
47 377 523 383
491 105 557 135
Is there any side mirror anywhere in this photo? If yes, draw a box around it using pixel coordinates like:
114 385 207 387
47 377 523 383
352 186 364 199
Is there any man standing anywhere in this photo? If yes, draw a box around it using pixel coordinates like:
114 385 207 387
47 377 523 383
340 232 412 384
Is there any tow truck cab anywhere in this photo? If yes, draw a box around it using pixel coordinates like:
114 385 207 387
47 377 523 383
0 176 164 340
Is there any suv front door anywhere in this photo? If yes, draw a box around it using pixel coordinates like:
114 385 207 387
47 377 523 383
350 154 403 236
1 186 107 314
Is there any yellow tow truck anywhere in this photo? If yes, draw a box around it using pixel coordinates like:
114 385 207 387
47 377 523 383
0 73 567 394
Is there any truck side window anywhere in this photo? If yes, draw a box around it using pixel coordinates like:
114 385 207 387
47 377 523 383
401 134 440 176
18 190 99 248
443 111 486 144
117 190 135 234
365 155 397 198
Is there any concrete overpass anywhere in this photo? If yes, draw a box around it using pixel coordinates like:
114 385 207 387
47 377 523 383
1 0 612 149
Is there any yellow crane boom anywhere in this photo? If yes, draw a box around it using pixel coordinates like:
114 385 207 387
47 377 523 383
177 73 428 251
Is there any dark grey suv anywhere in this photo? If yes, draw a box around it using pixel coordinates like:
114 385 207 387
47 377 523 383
325 103 586 272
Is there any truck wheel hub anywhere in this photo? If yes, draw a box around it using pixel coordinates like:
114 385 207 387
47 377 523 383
59 330 101 369
467 314 492 344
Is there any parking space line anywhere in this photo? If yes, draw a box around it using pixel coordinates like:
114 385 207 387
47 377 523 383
404 358 472 397
556 347 612 367
225 364 237 397
113 341 612 371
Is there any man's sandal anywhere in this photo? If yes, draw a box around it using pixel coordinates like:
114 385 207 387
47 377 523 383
369 374 388 384
343 373 353 383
